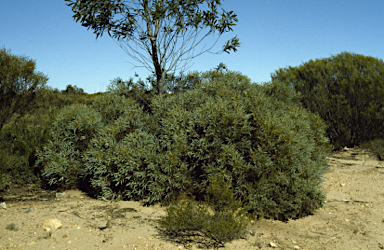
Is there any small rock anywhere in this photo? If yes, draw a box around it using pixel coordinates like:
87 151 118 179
94 220 112 230
43 218 62 232
269 242 278 247
56 192 66 198
294 245 300 249
0 202 6 209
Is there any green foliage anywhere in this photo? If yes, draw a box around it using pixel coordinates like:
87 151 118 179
158 175 250 248
61 84 84 95
272 51 384 149
0 173 11 191
148 71 330 220
361 139 384 161
0 115 52 188
0 47 48 131
0 70 97 191
37 93 154 192
82 95 169 201
65 0 240 95
36 103 103 188
39 85 100 111
40 69 330 222
107 77 156 115
248 173 325 221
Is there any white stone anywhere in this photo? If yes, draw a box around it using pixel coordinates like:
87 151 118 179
269 242 278 247
43 218 62 232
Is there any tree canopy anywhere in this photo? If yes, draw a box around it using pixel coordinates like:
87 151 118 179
65 0 240 96
0 48 48 131
272 51 384 148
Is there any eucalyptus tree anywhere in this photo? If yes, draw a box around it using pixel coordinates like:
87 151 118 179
65 0 240 96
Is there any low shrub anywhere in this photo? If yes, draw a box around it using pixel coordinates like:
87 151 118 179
158 175 250 248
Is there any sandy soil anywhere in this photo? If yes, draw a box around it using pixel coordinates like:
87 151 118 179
1 147 384 250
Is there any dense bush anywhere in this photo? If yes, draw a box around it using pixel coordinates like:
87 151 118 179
0 115 52 189
37 94 152 191
43 69 329 221
272 52 384 149
38 68 330 222
36 103 103 189
149 72 330 220
82 95 161 200
107 77 157 115
0 84 98 191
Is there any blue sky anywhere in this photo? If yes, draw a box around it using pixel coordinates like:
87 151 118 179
1 1 383 94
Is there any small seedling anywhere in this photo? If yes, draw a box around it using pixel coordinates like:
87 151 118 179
6 223 19 231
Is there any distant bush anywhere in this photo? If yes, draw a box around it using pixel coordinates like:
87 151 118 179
61 84 84 95
107 77 157 115
272 51 384 149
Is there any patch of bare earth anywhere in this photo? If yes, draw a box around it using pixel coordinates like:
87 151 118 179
1 148 384 250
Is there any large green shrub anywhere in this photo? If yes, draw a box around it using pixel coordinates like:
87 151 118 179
149 72 330 220
40 70 330 222
272 52 384 149
82 95 170 201
37 94 152 191
36 103 103 188
74 70 330 221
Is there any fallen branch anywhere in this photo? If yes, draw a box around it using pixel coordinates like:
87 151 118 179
325 199 372 203
310 231 334 237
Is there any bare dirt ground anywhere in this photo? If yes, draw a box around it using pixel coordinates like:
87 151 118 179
1 147 384 250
